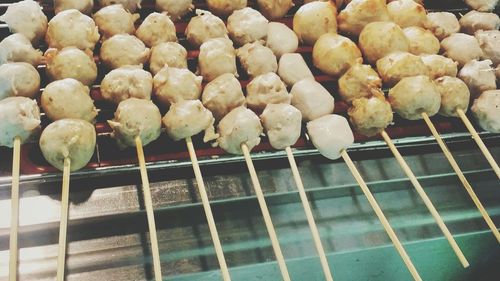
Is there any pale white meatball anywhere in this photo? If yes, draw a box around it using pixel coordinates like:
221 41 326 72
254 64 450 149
0 97 40 148
153 67 202 108
459 11 500 35
0 0 47 44
136 12 177 48
41 78 97 123
359 21 410 64
0 34 43 66
45 47 97 86
420 54 458 79
108 98 162 149
40 119 96 171
313 33 363 77
237 42 278 78
434 76 470 117
293 1 337 45
217 106 263 155
0 63 40 101
338 64 382 103
163 100 218 142
55 0 94 14
227 7 269 46
93 4 138 39
185 9 228 48
376 52 429 86
100 34 150 69
202 73 246 121
149 42 188 75
257 0 293 20
387 0 427 28
475 30 500 65
307 115 354 160
45 9 100 50
388 75 441 120
246 73 290 112
265 22 298 58
198 38 238 82
441 33 483 67
277 53 314 87
206 0 247 17
98 0 142 12
260 104 302 150
291 78 335 121
348 93 394 137
458 59 496 98
464 0 499 12
337 0 391 36
101 66 153 104
155 0 194 21
404 27 440 55
472 90 500 133
425 12 460 40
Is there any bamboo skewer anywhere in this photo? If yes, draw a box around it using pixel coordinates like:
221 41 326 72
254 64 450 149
422 113 500 243
186 137 232 281
9 137 21 281
380 130 470 268
241 144 291 281
456 109 500 179
285 147 333 281
135 137 163 281
56 157 71 281
341 151 422 281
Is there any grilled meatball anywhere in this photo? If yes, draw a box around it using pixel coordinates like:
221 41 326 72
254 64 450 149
45 9 100 50
387 0 427 28
424 12 460 40
434 76 470 117
464 0 499 12
0 97 41 148
348 93 393 137
217 106 263 155
185 9 228 48
40 119 96 171
55 0 94 14
313 33 362 77
198 38 238 82
101 66 153 104
136 12 177 48
0 34 43 66
404 27 440 55
293 1 337 45
0 63 40 101
376 52 429 86
459 11 500 35
202 73 246 121
458 59 496 98
277 53 314 87
149 42 188 75
108 98 162 149
307 114 354 160
260 104 302 150
472 90 500 133
359 21 410 64
100 34 150 69
475 30 500 65
237 42 278 78
45 47 97 86
206 0 247 17
41 78 97 123
0 0 47 44
163 100 218 142
227 7 268 46
291 78 335 122
93 4 138 40
246 72 290 112
153 67 202 108
266 22 298 58
98 0 142 12
337 0 390 36
388 75 441 120
155 0 194 21
420 54 458 79
441 33 483 67
338 64 382 104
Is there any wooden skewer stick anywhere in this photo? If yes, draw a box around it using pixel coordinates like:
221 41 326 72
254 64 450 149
380 131 470 268
241 144 291 281
135 137 163 281
341 151 422 281
422 113 500 243
285 147 333 281
56 157 71 281
9 137 21 281
456 109 500 179
186 137 231 281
